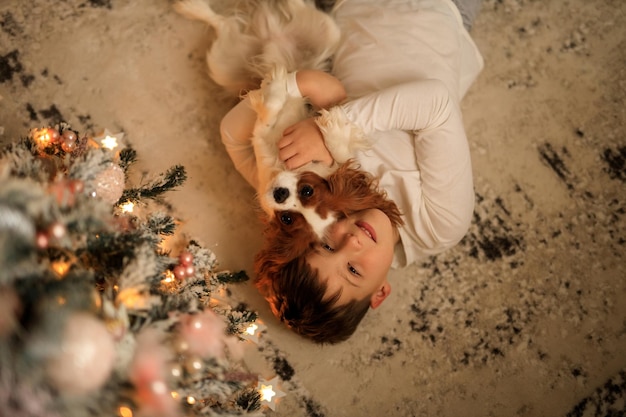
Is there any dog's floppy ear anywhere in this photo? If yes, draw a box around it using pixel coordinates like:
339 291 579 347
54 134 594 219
253 248 279 299
254 219 316 302
254 213 317 280
273 219 316 259
315 107 371 162
327 161 404 228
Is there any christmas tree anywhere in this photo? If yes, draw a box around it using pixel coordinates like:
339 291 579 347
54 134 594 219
0 123 272 417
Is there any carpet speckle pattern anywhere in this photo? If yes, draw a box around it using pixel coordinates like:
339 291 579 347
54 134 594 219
1 0 624 416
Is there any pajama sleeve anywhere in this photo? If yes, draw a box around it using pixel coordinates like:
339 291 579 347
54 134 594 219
219 72 303 190
337 79 475 263
220 97 260 190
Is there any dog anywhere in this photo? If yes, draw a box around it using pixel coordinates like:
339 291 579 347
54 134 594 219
255 161 404 273
173 0 341 95
246 66 369 218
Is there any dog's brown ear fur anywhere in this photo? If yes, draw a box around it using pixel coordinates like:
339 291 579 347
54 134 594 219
254 212 317 297
326 161 404 228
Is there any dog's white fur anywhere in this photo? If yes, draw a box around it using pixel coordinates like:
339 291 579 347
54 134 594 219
174 0 369 232
247 67 367 221
173 0 341 95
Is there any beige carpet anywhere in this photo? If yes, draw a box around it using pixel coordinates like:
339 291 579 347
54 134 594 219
1 0 625 416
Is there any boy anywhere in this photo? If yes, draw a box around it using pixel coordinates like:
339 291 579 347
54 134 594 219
221 0 484 343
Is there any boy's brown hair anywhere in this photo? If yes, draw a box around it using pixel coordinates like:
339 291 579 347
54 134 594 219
254 253 371 344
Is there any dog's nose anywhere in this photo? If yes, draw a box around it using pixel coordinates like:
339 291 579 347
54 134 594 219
273 187 290 204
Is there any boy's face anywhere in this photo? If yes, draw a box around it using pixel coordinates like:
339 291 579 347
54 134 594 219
307 208 398 308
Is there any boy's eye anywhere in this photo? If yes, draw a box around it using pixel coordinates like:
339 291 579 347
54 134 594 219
322 243 334 252
348 264 360 276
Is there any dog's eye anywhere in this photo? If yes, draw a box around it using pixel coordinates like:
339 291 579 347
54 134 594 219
280 212 293 225
299 185 314 198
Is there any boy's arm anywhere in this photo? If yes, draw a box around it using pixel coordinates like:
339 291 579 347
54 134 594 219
339 79 474 252
293 70 346 109
220 98 260 189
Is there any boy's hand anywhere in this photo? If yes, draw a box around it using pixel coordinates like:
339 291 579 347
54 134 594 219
278 117 334 170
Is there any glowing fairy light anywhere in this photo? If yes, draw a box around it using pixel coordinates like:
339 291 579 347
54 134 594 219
32 127 60 151
209 287 229 306
118 406 133 417
257 376 286 411
52 260 71 278
186 396 196 405
94 128 124 152
241 320 266 343
101 134 119 150
160 270 178 293
34 128 52 145
117 288 148 309
245 323 258 336
120 201 135 213
163 270 176 283
259 384 276 402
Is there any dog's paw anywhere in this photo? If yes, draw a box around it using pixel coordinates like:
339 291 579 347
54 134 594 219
315 107 371 162
259 67 291 116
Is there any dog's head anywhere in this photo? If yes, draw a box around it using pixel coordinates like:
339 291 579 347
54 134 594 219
256 168 337 269
263 167 337 237
256 160 404 266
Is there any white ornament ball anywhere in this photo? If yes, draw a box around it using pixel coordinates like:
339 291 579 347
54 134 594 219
46 312 116 396
92 163 125 205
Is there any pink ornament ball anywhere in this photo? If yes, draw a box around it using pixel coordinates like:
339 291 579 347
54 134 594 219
178 311 226 359
61 138 76 153
184 264 195 277
36 232 49 249
61 130 77 143
61 130 77 153
92 163 125 205
179 251 193 266
173 264 187 280
49 180 77 207
49 128 61 143
46 312 116 396
69 179 84 194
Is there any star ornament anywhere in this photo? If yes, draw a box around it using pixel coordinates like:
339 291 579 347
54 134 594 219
94 128 125 151
257 376 286 411
119 201 135 213
241 320 267 344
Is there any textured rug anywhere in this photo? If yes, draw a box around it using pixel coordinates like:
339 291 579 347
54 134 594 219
1 0 625 416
